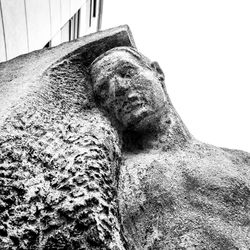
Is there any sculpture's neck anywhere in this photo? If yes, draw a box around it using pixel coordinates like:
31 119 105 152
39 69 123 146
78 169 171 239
122 97 193 152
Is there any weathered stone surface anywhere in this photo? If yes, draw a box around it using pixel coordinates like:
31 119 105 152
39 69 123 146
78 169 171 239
1 25 250 250
119 144 250 249
0 26 134 250
90 46 250 249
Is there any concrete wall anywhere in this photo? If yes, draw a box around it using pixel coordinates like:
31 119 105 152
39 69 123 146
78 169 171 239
0 2 6 61
0 0 28 60
25 0 51 52
0 0 102 62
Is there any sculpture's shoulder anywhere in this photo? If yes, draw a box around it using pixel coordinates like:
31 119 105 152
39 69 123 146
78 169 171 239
119 143 250 249
183 140 250 169
220 146 250 167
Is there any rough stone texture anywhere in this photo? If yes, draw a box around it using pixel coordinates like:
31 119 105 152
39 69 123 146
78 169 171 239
90 46 250 249
1 25 250 250
0 26 134 249
119 143 250 249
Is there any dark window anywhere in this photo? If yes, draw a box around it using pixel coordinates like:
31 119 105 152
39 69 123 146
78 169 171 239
68 10 81 41
93 0 97 17
77 9 81 38
69 16 73 41
89 0 92 27
44 41 51 48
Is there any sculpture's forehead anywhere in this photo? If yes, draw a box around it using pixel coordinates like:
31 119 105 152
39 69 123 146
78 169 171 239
96 50 141 67
91 50 149 82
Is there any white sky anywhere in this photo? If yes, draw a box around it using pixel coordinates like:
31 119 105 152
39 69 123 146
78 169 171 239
102 0 250 152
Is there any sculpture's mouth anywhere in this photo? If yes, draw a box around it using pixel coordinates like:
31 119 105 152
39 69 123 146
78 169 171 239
122 93 149 113
119 95 153 129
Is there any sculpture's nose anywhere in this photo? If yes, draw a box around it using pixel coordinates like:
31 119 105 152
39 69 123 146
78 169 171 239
115 78 130 97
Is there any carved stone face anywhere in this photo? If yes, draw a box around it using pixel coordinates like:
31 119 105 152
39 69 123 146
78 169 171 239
91 48 166 130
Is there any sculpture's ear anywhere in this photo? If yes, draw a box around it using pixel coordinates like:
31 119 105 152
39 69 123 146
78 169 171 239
151 61 164 81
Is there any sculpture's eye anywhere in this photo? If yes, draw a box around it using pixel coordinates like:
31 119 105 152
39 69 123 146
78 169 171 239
118 66 136 78
97 81 109 97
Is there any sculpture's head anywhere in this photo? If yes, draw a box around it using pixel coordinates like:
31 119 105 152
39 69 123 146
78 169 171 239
90 47 166 131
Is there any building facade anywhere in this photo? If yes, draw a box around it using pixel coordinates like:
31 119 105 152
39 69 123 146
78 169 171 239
0 0 103 62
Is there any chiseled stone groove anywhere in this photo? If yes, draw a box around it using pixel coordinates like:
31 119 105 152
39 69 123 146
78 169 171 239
0 56 126 249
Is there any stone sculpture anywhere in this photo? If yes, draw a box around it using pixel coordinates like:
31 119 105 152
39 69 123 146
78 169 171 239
0 26 133 250
0 26 250 249
91 46 250 249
